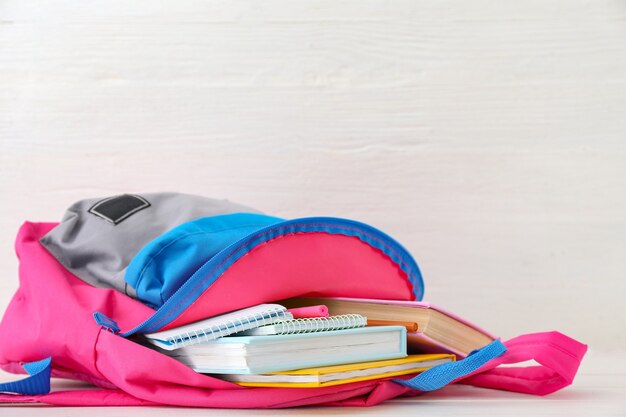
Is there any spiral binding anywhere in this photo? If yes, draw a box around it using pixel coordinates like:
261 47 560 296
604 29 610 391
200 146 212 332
264 314 367 335
167 309 292 348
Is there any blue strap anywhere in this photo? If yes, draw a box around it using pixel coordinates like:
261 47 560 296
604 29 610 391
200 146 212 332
0 343 503 395
0 357 52 395
394 339 507 391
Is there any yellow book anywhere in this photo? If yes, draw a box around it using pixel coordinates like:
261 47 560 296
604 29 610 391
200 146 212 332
219 354 455 388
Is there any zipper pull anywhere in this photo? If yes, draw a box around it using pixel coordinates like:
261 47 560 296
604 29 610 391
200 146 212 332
93 311 121 334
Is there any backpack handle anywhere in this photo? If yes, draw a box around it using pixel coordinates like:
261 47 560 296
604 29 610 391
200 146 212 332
395 331 586 395
393 338 507 391
457 331 587 395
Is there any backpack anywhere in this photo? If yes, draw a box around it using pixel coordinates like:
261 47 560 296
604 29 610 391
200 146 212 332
0 198 587 408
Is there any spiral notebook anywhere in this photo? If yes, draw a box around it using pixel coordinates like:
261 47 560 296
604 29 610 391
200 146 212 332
143 304 293 350
239 314 367 336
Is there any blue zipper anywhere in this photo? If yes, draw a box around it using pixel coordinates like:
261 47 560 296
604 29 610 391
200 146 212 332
120 217 424 336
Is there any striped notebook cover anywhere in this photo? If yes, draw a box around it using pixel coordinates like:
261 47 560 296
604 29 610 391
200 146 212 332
239 314 367 336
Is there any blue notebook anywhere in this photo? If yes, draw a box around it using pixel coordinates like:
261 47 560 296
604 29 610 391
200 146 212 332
164 326 407 374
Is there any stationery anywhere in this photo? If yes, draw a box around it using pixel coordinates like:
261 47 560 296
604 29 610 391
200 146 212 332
239 314 366 336
220 353 455 388
282 297 495 356
143 304 292 350
163 326 407 374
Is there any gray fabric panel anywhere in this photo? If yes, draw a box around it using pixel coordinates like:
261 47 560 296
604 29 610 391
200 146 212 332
39 192 262 296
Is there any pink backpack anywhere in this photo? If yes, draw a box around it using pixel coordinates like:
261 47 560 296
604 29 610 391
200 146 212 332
0 221 587 407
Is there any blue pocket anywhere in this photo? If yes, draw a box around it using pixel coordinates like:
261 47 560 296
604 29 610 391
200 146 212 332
125 213 284 308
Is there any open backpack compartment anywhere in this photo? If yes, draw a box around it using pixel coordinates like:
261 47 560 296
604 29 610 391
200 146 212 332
0 193 587 407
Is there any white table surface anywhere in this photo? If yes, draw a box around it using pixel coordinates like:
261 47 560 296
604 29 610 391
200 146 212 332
1 349 624 417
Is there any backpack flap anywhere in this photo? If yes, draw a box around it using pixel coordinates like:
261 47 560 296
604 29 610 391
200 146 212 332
120 215 424 336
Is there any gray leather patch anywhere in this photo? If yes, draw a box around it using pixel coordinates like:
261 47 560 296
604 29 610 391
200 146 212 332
88 194 150 224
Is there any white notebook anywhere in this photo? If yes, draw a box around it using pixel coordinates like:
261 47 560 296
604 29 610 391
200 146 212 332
143 304 292 350
239 314 367 336
165 326 407 374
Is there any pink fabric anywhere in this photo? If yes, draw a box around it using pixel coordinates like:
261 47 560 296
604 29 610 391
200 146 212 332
457 331 588 395
162 232 416 331
0 333 587 406
0 222 154 383
0 222 587 407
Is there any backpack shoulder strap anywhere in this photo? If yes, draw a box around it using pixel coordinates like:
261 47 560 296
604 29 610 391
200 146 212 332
395 331 586 395
458 331 587 395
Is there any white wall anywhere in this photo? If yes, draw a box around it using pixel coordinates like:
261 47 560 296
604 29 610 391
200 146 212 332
1 0 625 351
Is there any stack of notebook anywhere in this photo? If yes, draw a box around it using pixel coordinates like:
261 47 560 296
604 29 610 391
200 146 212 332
141 300 484 387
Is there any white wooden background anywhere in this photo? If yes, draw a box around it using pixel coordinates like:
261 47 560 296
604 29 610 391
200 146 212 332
1 0 625 414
